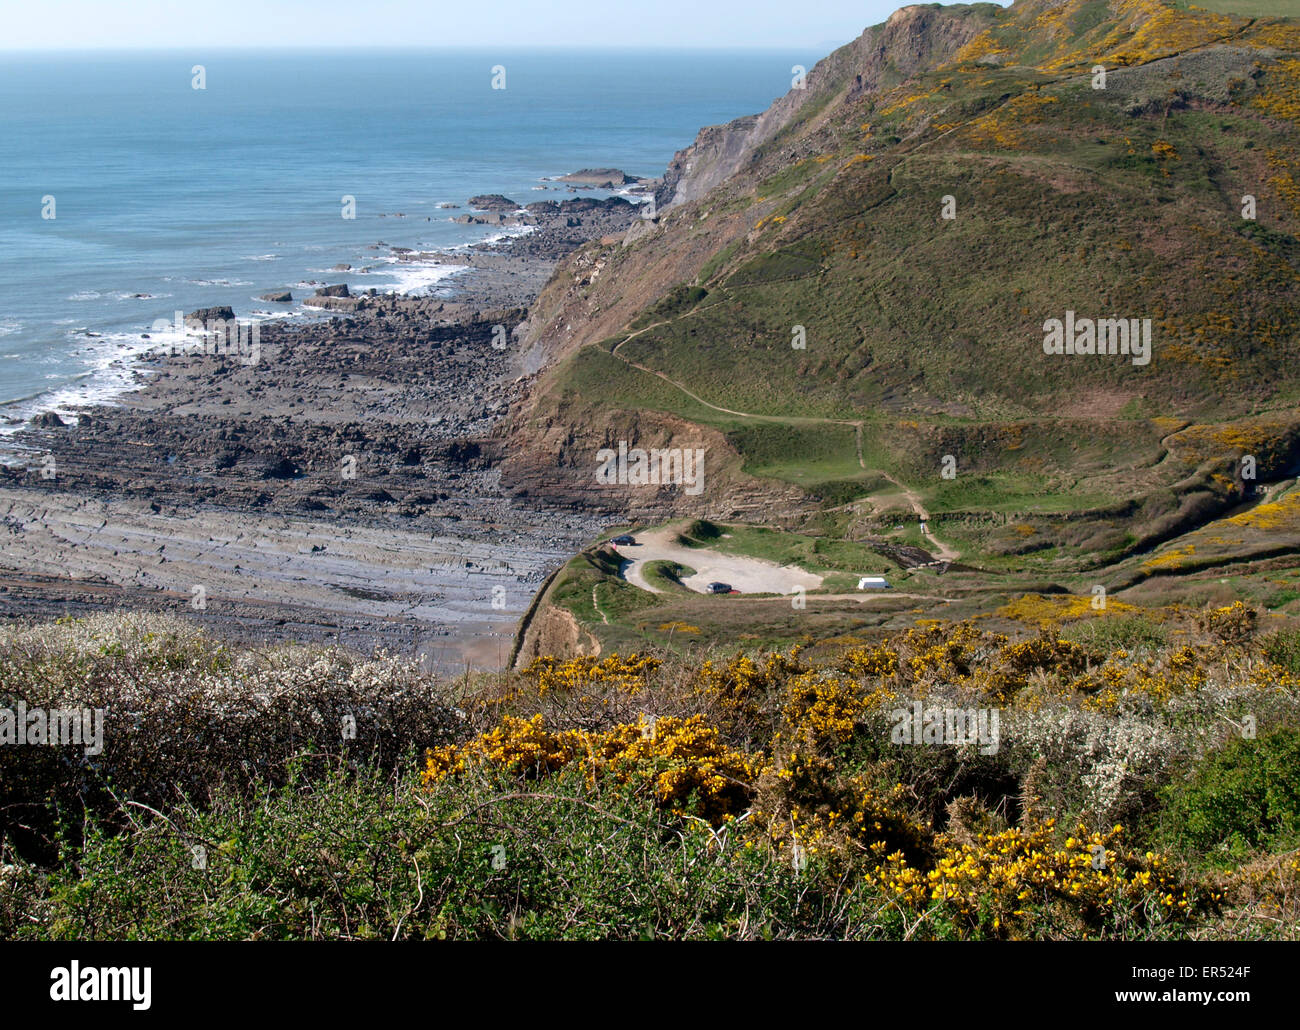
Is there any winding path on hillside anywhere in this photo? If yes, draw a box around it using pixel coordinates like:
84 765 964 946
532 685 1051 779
600 35 1276 570
606 319 962 564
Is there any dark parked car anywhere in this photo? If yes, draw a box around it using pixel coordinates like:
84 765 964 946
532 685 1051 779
611 534 636 546
706 582 732 594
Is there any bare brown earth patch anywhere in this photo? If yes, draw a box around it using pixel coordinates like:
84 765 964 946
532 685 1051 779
1054 388 1138 419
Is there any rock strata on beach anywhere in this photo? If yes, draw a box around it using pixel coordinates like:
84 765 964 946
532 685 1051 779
0 178 643 666
525 196 634 218
0 296 598 665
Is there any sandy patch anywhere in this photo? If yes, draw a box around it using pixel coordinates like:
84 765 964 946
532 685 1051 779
614 526 823 595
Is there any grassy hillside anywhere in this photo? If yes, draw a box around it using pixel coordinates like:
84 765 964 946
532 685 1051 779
503 0 1300 642
1175 1 1299 16
527 0 1300 409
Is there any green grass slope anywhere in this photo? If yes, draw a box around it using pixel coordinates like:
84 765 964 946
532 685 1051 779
502 0 1300 639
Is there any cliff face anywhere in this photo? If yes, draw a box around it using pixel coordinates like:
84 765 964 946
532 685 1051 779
514 599 601 667
514 3 1004 385
656 4 1001 212
500 5 1007 518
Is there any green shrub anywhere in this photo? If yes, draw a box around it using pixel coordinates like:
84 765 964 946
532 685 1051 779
1262 630 1300 676
628 284 709 329
680 518 723 543
1160 729 1300 861
3 760 867 941
1063 613 1168 652
644 561 695 590
813 478 879 507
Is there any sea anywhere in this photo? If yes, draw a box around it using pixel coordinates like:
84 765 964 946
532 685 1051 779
0 48 822 432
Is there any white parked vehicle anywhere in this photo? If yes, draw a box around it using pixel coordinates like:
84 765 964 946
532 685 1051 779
857 576 890 590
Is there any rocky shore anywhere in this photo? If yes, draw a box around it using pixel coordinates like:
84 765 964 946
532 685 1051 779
0 188 646 667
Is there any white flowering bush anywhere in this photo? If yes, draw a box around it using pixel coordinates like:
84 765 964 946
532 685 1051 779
1009 708 1179 824
0 613 462 859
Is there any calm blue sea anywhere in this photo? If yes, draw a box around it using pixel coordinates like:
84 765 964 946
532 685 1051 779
0 48 819 424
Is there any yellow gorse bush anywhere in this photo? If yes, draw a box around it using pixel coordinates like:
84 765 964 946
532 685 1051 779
772 671 880 753
998 593 1138 626
900 620 990 686
1227 492 1300 533
417 605 1291 935
863 821 1212 938
1081 645 1211 712
757 773 932 864
422 713 759 822
841 643 900 679
519 652 662 696
691 647 805 728
1252 58 1300 126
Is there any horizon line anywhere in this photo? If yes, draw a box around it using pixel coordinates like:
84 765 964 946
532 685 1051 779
0 42 848 54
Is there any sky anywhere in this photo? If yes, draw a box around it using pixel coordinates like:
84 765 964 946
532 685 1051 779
2 0 1013 51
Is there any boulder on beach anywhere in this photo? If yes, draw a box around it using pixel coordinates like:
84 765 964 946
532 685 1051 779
556 168 637 186
259 291 293 303
32 411 65 428
186 306 236 325
261 457 299 479
468 194 520 212
314 284 350 298
559 196 633 214
524 197 635 218
304 293 362 311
